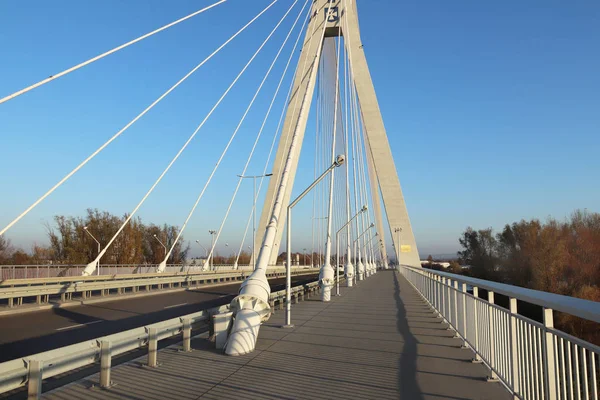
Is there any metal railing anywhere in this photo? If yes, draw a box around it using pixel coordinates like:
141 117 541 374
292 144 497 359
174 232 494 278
0 278 322 398
0 264 313 280
399 265 600 400
0 267 320 310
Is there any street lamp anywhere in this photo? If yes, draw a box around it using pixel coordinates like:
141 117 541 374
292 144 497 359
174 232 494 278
335 205 367 293
284 154 345 327
394 227 402 267
238 173 273 270
208 230 217 270
153 234 167 261
195 240 208 269
83 226 101 276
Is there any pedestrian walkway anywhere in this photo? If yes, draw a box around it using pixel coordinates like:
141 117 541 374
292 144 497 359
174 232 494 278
44 270 511 399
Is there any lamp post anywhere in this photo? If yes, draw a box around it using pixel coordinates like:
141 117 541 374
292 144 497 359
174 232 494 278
153 233 167 259
394 227 402 268
195 240 208 269
354 223 374 280
238 173 273 270
83 226 101 276
208 230 217 270
335 205 367 293
284 154 345 327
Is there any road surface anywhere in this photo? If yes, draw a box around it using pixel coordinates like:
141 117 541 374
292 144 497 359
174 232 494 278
0 274 318 362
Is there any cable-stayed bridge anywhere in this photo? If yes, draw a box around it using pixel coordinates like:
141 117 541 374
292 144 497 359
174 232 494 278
0 1 598 399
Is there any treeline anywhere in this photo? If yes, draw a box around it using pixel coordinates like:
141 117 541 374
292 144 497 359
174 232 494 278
0 209 189 265
457 209 599 343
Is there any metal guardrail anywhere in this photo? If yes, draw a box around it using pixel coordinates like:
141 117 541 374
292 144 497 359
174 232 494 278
0 267 321 309
0 264 311 280
399 265 600 400
0 278 322 398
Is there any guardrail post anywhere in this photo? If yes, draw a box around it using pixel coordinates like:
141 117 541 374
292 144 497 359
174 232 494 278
472 286 482 363
487 291 499 381
543 308 558 400
460 283 468 347
100 340 112 388
182 318 192 352
27 359 42 399
509 298 520 397
453 280 459 338
148 327 158 367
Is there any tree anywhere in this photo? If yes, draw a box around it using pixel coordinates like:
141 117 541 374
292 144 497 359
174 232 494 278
458 227 498 280
0 236 13 264
427 254 433 264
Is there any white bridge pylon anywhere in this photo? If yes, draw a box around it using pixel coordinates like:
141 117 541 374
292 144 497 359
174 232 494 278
226 0 420 356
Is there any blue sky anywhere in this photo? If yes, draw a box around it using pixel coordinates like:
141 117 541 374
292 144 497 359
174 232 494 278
1 0 599 258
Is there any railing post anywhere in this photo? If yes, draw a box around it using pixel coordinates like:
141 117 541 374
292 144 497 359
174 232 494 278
453 280 459 337
27 359 42 400
440 277 446 320
147 327 158 367
472 286 482 363
509 298 520 397
182 318 191 352
460 283 468 347
487 291 499 381
543 308 558 400
100 340 112 388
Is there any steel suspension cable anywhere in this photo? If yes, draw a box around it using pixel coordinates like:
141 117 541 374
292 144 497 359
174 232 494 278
0 1 276 237
85 0 291 268
233 0 311 267
204 0 311 267
0 1 226 105
162 0 302 264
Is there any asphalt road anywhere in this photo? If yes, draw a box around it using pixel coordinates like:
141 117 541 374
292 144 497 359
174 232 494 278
0 274 318 362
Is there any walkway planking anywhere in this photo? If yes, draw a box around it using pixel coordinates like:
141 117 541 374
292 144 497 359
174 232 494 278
44 270 511 400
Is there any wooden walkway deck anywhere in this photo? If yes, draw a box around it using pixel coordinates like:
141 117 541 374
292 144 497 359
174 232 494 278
44 270 511 399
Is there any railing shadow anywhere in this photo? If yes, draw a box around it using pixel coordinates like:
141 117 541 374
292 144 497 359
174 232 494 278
393 272 424 399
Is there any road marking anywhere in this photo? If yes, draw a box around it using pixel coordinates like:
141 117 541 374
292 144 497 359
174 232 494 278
56 320 102 331
164 302 188 309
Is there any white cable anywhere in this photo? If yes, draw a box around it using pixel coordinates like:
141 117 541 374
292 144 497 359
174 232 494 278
204 0 311 266
0 1 226 105
163 0 299 263
0 1 275 237
234 2 310 265
89 0 284 263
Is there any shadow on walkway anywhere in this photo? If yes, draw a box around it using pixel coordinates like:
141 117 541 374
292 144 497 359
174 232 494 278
394 272 424 399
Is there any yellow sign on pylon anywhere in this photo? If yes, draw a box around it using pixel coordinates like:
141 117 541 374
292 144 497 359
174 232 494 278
401 245 411 253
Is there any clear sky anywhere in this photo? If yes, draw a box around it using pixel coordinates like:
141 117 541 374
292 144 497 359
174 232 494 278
1 0 599 259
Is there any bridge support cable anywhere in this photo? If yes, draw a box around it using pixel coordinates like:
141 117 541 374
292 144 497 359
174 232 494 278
341 34 355 286
319 34 343 302
0 1 226 105
83 0 290 276
201 0 312 272
1 1 276 240
225 1 332 357
232 7 309 269
154 0 304 272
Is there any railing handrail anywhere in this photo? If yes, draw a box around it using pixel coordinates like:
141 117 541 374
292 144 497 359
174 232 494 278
403 265 600 324
0 266 317 286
